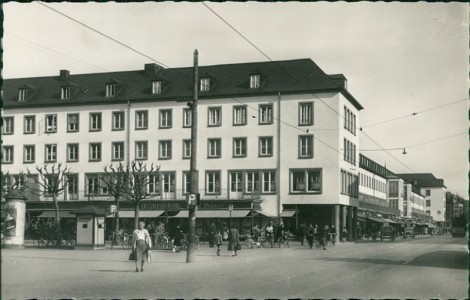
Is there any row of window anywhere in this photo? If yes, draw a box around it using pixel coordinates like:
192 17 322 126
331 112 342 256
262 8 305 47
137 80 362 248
4 168 323 199
1 135 315 164
359 173 386 193
343 138 357 165
18 75 264 102
340 169 359 198
2 102 316 135
344 106 356 135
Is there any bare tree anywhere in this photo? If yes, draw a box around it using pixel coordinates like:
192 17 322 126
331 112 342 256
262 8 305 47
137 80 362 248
117 161 160 229
102 162 129 232
26 163 72 224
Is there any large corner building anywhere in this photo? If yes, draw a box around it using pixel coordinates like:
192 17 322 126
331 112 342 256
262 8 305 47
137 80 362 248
2 58 367 239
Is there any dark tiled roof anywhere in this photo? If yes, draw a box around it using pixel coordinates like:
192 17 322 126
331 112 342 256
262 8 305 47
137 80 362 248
3 58 363 110
397 173 446 188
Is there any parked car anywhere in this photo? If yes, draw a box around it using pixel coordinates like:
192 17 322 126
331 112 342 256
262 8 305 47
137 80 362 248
403 227 415 239
380 226 395 241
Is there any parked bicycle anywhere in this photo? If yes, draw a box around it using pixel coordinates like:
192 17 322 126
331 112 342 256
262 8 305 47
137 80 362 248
109 229 131 249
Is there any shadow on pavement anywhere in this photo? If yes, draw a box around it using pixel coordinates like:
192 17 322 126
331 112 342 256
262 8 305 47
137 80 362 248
315 250 468 270
407 250 468 270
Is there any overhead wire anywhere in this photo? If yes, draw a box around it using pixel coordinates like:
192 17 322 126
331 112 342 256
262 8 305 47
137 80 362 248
37 2 170 68
201 2 464 174
362 98 468 129
5 32 110 73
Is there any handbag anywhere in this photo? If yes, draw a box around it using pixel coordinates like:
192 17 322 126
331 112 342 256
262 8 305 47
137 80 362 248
147 250 152 262
128 251 135 261
235 243 241 251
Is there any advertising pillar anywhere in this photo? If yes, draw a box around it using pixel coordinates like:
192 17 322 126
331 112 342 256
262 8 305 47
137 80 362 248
3 190 27 249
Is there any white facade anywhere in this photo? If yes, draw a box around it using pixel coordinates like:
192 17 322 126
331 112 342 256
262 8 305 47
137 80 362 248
422 187 446 222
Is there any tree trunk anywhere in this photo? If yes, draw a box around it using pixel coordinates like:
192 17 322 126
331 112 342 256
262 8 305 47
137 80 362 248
53 194 60 224
134 203 140 230
115 198 120 232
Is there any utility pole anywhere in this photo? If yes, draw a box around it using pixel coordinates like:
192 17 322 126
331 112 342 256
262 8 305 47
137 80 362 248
186 49 199 263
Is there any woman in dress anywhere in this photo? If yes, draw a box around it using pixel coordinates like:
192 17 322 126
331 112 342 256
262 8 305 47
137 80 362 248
132 221 152 272
227 225 240 256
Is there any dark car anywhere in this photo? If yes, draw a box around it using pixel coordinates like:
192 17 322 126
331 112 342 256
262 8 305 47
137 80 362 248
403 227 415 239
380 226 395 241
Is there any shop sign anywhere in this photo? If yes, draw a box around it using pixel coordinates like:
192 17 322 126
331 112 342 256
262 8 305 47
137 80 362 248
139 201 186 210
199 201 252 210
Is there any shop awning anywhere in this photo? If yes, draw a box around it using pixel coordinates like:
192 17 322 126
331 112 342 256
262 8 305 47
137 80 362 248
198 210 251 218
37 211 76 219
357 217 367 222
253 210 277 218
382 218 397 224
280 210 297 217
113 210 165 218
367 216 388 223
172 210 251 218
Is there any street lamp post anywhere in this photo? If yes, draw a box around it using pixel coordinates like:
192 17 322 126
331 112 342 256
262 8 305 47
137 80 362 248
228 204 233 229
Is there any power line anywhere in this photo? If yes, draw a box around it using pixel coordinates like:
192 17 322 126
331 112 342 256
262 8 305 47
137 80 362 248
406 132 467 149
6 32 110 73
202 3 273 61
37 2 170 68
362 98 468 129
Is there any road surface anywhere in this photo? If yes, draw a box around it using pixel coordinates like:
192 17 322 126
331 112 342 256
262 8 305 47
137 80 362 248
1 235 467 299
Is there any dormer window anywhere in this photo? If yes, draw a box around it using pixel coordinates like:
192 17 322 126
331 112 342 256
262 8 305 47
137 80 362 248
18 88 28 102
106 83 116 97
152 80 162 94
250 74 261 89
61 86 71 100
200 78 210 92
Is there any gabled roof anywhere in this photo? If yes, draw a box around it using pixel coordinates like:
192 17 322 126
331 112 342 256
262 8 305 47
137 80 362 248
397 173 446 188
3 58 364 110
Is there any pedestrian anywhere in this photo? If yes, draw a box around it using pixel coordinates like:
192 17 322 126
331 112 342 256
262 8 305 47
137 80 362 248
318 225 327 250
306 224 315 248
341 227 348 242
215 230 223 256
265 222 274 247
252 225 261 247
298 223 306 246
172 225 183 253
227 225 240 256
329 225 336 246
208 222 216 248
132 221 152 272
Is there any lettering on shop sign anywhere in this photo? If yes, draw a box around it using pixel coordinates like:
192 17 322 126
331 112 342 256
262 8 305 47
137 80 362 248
139 202 185 210
199 202 252 209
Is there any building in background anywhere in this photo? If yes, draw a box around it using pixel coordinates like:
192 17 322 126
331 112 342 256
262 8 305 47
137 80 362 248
397 173 446 233
2 58 363 239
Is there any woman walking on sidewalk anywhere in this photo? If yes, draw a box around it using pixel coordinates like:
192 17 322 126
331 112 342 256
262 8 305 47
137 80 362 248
132 221 152 272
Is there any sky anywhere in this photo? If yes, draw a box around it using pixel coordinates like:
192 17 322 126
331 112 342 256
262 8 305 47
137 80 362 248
3 2 468 198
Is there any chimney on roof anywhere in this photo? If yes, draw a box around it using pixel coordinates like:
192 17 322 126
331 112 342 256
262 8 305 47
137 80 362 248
329 74 347 90
60 70 70 81
144 63 161 76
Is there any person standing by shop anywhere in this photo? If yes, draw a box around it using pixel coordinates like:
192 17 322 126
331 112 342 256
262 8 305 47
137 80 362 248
319 225 328 250
298 223 306 246
341 227 348 242
132 221 152 272
215 230 223 256
306 224 315 249
227 225 240 256
208 222 216 248
172 225 184 253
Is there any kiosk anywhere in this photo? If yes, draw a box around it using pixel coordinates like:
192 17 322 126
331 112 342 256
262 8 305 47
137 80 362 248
72 205 106 250
2 190 27 249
